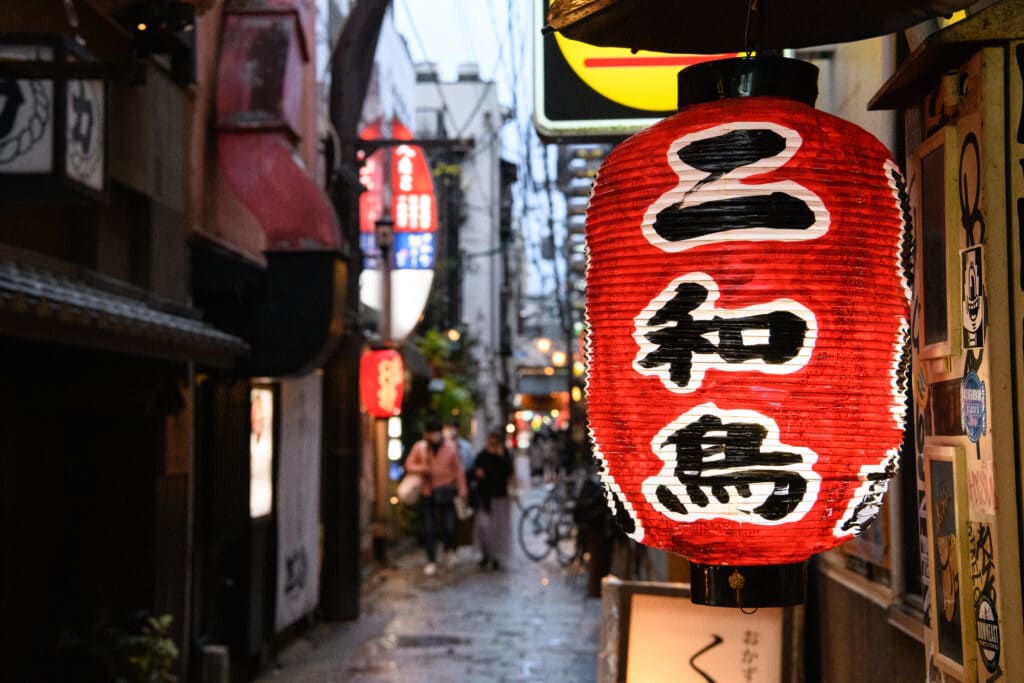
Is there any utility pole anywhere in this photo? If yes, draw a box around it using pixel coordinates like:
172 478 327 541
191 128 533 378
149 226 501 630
321 0 390 621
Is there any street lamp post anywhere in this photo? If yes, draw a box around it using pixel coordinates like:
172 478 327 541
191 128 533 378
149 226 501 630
370 202 395 564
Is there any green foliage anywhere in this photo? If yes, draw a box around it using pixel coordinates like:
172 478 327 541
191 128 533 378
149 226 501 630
57 612 179 683
429 376 475 422
414 326 479 428
419 328 450 366
116 613 179 683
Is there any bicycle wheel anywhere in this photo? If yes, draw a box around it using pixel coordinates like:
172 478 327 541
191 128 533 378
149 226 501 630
518 503 553 561
553 508 577 567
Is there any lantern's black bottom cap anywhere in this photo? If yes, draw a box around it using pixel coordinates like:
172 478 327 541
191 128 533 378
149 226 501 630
677 56 819 108
690 561 807 608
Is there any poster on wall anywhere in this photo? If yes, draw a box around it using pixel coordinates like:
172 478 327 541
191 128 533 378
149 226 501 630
275 374 322 632
925 445 974 678
250 387 274 519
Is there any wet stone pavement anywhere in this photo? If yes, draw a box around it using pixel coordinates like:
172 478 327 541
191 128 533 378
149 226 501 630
257 499 602 683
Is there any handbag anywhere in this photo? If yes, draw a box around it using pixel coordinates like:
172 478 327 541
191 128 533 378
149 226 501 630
453 496 471 521
397 472 423 505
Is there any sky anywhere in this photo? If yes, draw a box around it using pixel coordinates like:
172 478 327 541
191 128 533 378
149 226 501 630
393 0 567 303
393 0 530 109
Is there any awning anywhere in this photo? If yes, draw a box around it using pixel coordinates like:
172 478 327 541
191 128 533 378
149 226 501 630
0 259 248 367
546 0 977 54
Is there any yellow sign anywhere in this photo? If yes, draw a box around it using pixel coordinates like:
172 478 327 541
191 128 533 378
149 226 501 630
553 32 739 112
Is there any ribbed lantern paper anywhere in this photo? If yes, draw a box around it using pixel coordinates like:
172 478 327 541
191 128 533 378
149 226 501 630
585 65 910 572
360 349 405 418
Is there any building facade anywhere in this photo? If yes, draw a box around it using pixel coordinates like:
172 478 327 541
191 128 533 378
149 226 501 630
802 12 1024 680
415 63 520 444
1 0 368 679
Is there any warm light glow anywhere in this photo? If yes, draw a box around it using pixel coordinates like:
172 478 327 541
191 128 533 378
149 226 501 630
505 423 516 434
447 328 461 342
387 438 403 461
573 361 586 377
551 350 567 367
536 337 552 354
541 577 550 586
543 366 555 376
571 386 583 402
249 388 274 519
551 409 560 418
451 408 460 416
390 496 399 505
137 22 147 31
530 416 543 430
387 416 402 438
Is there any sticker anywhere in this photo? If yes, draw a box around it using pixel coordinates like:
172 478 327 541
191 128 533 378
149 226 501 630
961 245 985 349
967 458 996 517
961 371 986 443
913 359 930 407
976 595 1001 673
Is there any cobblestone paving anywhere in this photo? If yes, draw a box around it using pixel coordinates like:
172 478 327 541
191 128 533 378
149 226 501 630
258 497 602 683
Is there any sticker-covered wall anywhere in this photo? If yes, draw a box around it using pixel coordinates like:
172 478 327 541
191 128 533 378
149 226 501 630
910 45 1024 682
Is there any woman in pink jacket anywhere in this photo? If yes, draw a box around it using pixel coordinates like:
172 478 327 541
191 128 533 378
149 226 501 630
403 417 468 575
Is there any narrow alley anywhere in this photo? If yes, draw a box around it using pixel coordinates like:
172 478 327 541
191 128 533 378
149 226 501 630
257 495 602 683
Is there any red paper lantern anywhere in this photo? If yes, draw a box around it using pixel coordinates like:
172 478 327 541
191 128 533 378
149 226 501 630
585 58 910 605
360 349 405 418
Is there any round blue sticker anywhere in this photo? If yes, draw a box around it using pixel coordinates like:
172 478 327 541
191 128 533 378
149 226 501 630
961 371 986 443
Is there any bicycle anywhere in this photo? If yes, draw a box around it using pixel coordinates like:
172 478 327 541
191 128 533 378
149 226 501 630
517 472 586 567
518 500 577 566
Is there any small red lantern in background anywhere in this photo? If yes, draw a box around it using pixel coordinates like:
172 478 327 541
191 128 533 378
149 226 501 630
360 349 405 418
585 57 910 606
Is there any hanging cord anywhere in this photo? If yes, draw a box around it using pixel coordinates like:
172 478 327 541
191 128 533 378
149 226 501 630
62 0 86 46
742 0 761 57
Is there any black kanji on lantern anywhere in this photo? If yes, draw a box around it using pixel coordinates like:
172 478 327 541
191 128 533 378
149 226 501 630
637 280 808 390
654 413 809 521
69 81 95 154
652 128 816 243
0 80 24 139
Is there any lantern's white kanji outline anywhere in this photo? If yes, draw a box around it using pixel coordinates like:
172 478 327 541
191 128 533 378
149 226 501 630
643 403 821 526
632 272 817 393
592 442 647 543
641 121 830 252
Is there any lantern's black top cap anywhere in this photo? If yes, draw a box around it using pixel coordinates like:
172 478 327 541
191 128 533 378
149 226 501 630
678 56 819 109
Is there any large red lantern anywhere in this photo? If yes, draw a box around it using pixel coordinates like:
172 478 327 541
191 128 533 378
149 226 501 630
585 58 910 606
360 349 405 418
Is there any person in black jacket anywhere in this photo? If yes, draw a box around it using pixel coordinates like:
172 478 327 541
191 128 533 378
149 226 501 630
471 430 514 570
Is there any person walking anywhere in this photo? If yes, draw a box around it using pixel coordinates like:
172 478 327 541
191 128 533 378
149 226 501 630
472 430 514 570
404 417 468 575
